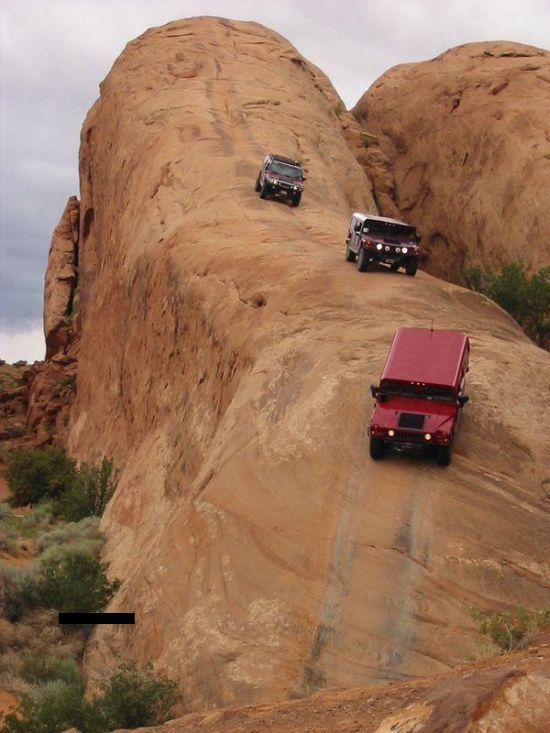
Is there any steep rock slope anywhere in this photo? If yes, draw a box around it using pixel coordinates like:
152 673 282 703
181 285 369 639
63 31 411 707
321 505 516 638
67 19 550 711
353 41 550 281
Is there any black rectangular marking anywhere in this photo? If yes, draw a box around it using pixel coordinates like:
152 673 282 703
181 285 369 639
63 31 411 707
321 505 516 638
58 612 135 625
398 413 425 430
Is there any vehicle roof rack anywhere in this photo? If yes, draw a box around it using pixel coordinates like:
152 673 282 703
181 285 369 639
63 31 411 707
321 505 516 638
270 154 302 167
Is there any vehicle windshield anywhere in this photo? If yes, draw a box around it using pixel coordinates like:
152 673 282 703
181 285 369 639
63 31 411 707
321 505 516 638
270 162 302 179
382 382 455 401
365 220 416 238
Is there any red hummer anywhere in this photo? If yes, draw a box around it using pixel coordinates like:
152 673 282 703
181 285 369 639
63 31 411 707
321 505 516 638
369 328 470 466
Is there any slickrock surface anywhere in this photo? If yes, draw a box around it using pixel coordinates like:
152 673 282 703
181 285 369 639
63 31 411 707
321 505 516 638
65 18 550 712
353 41 550 281
110 636 550 732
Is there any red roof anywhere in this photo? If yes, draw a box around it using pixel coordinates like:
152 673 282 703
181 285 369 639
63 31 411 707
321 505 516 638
380 328 469 388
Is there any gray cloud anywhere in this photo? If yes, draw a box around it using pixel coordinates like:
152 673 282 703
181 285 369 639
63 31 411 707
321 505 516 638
1 0 549 357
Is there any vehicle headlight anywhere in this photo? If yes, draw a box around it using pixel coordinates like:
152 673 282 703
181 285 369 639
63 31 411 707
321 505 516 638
376 243 383 251
293 186 297 190
396 247 401 254
402 247 408 254
424 433 432 441
388 429 395 437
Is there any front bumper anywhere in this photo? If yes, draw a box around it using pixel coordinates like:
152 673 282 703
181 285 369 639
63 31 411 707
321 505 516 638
369 427 450 447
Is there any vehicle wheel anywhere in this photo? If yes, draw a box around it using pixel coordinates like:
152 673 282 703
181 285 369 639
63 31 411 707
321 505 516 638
390 262 399 272
405 259 418 277
260 182 269 199
291 192 301 207
357 247 372 272
345 241 357 262
370 437 384 460
255 173 261 192
437 446 451 466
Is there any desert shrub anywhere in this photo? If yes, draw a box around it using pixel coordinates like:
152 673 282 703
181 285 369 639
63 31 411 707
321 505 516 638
5 447 76 507
0 662 180 733
462 262 550 348
471 606 550 652
0 503 11 519
94 660 180 730
0 563 37 621
30 552 120 614
35 516 101 553
20 653 80 686
0 619 15 652
52 460 116 522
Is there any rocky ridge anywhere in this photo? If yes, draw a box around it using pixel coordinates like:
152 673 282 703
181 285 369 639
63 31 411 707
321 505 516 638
353 41 550 281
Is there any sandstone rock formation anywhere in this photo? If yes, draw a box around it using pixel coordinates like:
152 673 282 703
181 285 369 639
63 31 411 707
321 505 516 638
109 634 550 732
353 41 550 281
58 18 550 713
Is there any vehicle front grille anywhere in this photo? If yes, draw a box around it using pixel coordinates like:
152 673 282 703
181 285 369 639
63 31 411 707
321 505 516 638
394 430 424 443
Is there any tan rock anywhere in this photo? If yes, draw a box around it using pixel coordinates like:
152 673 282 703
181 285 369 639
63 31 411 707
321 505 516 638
57 18 550 712
353 41 550 281
44 195 79 358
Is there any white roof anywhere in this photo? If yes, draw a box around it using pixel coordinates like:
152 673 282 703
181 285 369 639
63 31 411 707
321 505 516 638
352 212 411 227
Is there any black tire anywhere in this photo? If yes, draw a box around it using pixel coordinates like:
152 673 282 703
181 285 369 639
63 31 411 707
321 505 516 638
370 437 384 460
345 241 357 262
405 258 418 277
260 181 269 199
357 247 372 272
437 446 451 466
291 191 301 207
255 173 261 192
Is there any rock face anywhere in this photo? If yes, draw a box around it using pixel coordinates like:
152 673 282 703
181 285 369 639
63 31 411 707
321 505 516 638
44 195 80 359
353 41 550 281
65 18 550 712
109 635 550 732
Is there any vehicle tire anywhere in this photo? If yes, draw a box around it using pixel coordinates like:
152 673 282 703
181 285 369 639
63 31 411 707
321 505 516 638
357 247 372 272
405 259 418 277
345 241 357 262
370 437 384 460
291 192 301 207
437 446 451 466
260 182 269 199
255 173 261 192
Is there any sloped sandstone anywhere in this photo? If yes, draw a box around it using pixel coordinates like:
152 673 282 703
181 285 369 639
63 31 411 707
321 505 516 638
108 635 550 732
65 18 550 711
353 41 550 281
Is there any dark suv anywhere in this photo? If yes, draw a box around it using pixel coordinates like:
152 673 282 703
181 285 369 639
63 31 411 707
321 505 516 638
255 154 304 207
345 213 420 276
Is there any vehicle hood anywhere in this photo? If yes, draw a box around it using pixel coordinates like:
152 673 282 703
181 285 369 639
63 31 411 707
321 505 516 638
370 397 457 432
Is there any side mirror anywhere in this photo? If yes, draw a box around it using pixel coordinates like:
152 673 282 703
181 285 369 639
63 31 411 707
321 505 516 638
354 222 362 233
414 234 421 243
370 384 378 398
458 395 469 407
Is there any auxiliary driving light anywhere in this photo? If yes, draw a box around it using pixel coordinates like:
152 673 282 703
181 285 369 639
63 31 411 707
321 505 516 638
376 243 383 251
385 245 390 252
402 247 408 254
424 433 432 441
396 247 401 253
388 429 395 437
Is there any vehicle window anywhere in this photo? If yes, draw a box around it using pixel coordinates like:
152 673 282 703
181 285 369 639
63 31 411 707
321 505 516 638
420 386 455 401
383 382 418 397
270 162 302 179
366 221 416 238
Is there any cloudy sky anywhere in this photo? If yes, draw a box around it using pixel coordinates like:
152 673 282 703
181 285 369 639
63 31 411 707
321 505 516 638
1 0 548 362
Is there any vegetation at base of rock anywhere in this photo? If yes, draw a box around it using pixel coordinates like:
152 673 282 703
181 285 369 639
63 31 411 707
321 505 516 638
52 459 116 522
471 606 550 652
0 662 181 733
5 447 76 507
462 262 550 348
5 447 116 521
28 552 120 613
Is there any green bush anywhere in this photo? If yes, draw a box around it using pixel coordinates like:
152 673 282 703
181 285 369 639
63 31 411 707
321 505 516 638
471 606 550 652
5 448 76 507
0 564 37 622
36 517 101 553
30 552 120 614
462 262 550 348
52 460 116 522
0 662 180 733
19 653 80 686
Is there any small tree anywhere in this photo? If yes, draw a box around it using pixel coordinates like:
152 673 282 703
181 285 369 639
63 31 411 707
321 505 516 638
53 460 116 521
471 606 550 653
31 552 120 613
5 447 76 507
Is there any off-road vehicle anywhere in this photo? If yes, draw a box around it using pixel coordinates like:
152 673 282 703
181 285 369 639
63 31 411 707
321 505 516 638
368 328 470 466
255 154 304 207
345 213 420 276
